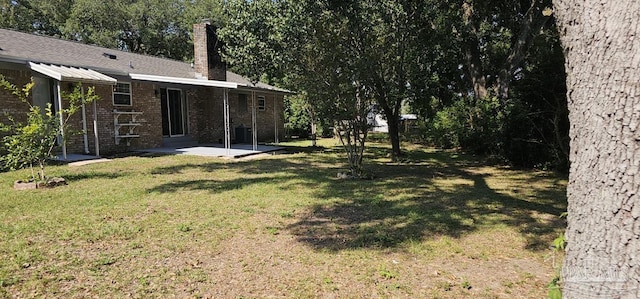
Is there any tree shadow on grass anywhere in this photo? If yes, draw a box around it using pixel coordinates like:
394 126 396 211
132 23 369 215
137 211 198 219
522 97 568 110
271 144 333 155
61 172 124 182
146 175 304 194
146 145 567 252
148 146 346 177
286 162 566 251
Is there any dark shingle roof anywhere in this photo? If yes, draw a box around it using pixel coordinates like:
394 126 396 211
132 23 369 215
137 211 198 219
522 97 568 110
0 28 288 92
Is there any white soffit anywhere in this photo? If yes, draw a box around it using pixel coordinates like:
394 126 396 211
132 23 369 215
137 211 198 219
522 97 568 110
28 62 117 85
129 73 238 89
236 84 295 94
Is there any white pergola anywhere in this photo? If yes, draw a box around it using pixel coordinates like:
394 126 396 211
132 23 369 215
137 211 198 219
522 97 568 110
29 62 118 160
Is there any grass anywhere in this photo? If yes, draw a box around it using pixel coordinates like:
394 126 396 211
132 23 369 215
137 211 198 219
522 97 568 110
0 138 567 298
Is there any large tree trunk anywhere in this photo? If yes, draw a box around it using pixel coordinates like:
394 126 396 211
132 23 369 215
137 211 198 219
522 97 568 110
372 81 403 160
385 111 402 159
461 0 488 100
496 1 552 99
554 1 640 298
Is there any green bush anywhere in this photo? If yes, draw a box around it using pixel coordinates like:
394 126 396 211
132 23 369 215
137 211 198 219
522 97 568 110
284 95 311 138
426 97 507 155
422 94 568 170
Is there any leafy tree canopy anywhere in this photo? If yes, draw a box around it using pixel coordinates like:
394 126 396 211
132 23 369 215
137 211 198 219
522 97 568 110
0 0 225 61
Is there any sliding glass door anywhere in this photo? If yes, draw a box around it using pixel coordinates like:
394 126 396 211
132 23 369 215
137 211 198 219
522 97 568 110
161 88 186 137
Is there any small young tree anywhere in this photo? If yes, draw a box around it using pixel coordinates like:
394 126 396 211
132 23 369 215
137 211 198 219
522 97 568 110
322 84 372 177
333 108 371 177
220 0 374 176
0 76 99 182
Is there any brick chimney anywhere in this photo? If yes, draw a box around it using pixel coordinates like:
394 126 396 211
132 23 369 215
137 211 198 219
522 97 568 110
193 20 227 81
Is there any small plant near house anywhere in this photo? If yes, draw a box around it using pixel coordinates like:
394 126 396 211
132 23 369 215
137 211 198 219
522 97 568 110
461 277 472 290
177 223 192 233
547 233 566 299
377 265 398 280
0 76 99 187
547 212 568 299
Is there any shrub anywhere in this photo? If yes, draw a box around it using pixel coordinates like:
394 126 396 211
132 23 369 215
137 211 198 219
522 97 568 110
426 97 507 155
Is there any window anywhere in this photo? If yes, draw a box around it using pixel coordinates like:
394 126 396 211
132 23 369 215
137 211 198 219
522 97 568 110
257 96 266 111
238 94 248 112
113 82 132 106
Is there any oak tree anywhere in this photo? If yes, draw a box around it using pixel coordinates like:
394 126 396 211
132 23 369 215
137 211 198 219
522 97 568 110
554 0 640 297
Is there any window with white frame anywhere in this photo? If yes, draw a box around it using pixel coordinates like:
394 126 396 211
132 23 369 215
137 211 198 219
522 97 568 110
113 82 132 106
257 95 266 111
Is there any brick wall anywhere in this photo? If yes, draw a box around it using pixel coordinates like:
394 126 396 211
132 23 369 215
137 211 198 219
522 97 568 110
187 88 285 144
193 22 226 81
193 23 209 79
188 86 225 143
0 69 32 156
128 81 163 150
0 69 32 127
62 81 162 155
81 84 286 151
0 67 164 156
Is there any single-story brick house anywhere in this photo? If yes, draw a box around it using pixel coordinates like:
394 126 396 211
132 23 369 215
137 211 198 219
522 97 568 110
0 21 289 159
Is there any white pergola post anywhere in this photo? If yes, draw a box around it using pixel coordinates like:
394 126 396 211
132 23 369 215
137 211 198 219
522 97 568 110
251 90 258 151
55 81 67 160
80 86 89 154
273 92 279 144
93 98 100 157
81 102 89 154
223 88 231 156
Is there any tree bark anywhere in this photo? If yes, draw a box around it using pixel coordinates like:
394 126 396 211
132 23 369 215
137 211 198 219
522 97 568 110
371 75 403 159
464 41 488 100
461 0 488 100
554 1 640 298
462 0 552 100
497 1 552 99
308 105 317 147
385 109 402 159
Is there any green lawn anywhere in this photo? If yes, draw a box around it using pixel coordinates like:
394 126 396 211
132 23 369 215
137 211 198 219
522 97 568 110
0 139 567 298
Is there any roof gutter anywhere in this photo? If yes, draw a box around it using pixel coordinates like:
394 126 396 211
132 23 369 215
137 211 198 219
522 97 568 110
130 73 238 89
0 54 28 65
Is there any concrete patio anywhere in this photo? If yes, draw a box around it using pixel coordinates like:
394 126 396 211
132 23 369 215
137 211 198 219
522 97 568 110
137 144 284 158
54 154 104 163
52 144 283 165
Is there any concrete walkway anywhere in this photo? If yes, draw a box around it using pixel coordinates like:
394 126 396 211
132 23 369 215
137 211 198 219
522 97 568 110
54 154 102 162
137 144 283 158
